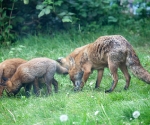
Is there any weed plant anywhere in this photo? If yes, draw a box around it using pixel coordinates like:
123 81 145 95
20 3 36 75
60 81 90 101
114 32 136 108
0 26 150 125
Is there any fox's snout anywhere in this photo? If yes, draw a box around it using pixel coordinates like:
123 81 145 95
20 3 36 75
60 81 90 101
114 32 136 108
74 80 82 91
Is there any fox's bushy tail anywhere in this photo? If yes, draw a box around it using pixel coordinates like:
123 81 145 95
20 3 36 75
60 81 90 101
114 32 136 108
56 62 68 75
126 45 150 84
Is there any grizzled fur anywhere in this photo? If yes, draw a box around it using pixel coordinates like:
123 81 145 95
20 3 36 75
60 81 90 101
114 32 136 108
58 35 150 92
1 57 68 96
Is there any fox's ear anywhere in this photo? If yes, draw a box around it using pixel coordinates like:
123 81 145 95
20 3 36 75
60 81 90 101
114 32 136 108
69 57 75 67
56 57 63 64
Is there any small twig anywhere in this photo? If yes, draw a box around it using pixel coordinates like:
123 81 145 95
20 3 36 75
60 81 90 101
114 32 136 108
101 104 112 125
6 109 16 123
2 104 16 123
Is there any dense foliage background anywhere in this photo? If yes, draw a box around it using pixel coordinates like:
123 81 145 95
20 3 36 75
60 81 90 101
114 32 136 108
0 0 150 45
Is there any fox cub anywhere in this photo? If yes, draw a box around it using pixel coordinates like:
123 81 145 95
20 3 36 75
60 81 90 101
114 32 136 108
0 58 27 96
1 57 68 96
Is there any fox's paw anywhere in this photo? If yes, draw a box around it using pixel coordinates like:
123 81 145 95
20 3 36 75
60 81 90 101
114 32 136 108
74 87 82 92
105 89 112 93
124 86 128 90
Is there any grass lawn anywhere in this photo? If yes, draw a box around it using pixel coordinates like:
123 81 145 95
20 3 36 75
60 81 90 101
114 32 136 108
0 26 150 125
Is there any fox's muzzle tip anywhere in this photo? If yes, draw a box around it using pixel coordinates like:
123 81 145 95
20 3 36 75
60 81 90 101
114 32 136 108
74 86 79 91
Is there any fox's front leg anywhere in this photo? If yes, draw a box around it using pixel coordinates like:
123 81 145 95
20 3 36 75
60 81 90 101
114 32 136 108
25 83 32 97
80 69 91 90
95 69 104 88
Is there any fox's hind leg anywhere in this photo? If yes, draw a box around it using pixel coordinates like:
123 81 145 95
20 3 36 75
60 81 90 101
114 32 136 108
95 69 104 88
119 63 131 90
52 78 58 93
105 57 119 93
33 78 40 96
45 71 55 95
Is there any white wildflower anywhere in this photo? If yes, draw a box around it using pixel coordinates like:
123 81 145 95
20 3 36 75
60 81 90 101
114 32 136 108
94 111 99 116
72 121 78 124
132 111 140 119
60 114 68 122
91 95 94 98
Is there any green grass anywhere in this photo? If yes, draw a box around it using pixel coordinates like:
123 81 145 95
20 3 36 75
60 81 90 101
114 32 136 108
0 26 150 125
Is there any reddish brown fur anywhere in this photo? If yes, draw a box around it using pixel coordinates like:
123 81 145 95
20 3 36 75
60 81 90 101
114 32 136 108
0 58 27 96
58 35 150 92
0 85 4 96
57 44 89 70
1 57 68 96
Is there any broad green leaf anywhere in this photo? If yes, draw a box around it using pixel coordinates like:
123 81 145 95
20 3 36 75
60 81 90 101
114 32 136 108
80 12 87 18
54 1 63 6
11 48 16 51
2 11 6 18
108 16 118 23
5 28 10 33
19 45 26 48
44 8 51 15
24 0 29 4
58 12 67 17
44 0 53 4
46 5 53 10
68 12 75 16
38 10 45 18
62 16 72 22
7 25 12 29
8 34 15 39
4 25 12 34
36 4 45 10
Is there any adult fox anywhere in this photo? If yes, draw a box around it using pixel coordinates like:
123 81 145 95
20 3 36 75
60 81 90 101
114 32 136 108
0 57 68 96
0 58 27 96
57 35 150 92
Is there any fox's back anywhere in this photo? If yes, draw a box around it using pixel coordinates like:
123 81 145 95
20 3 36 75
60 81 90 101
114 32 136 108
1 58 26 67
84 35 132 66
1 58 27 78
91 35 129 52
18 58 56 77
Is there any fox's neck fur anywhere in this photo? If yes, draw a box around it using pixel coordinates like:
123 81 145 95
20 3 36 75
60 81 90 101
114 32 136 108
8 74 22 93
